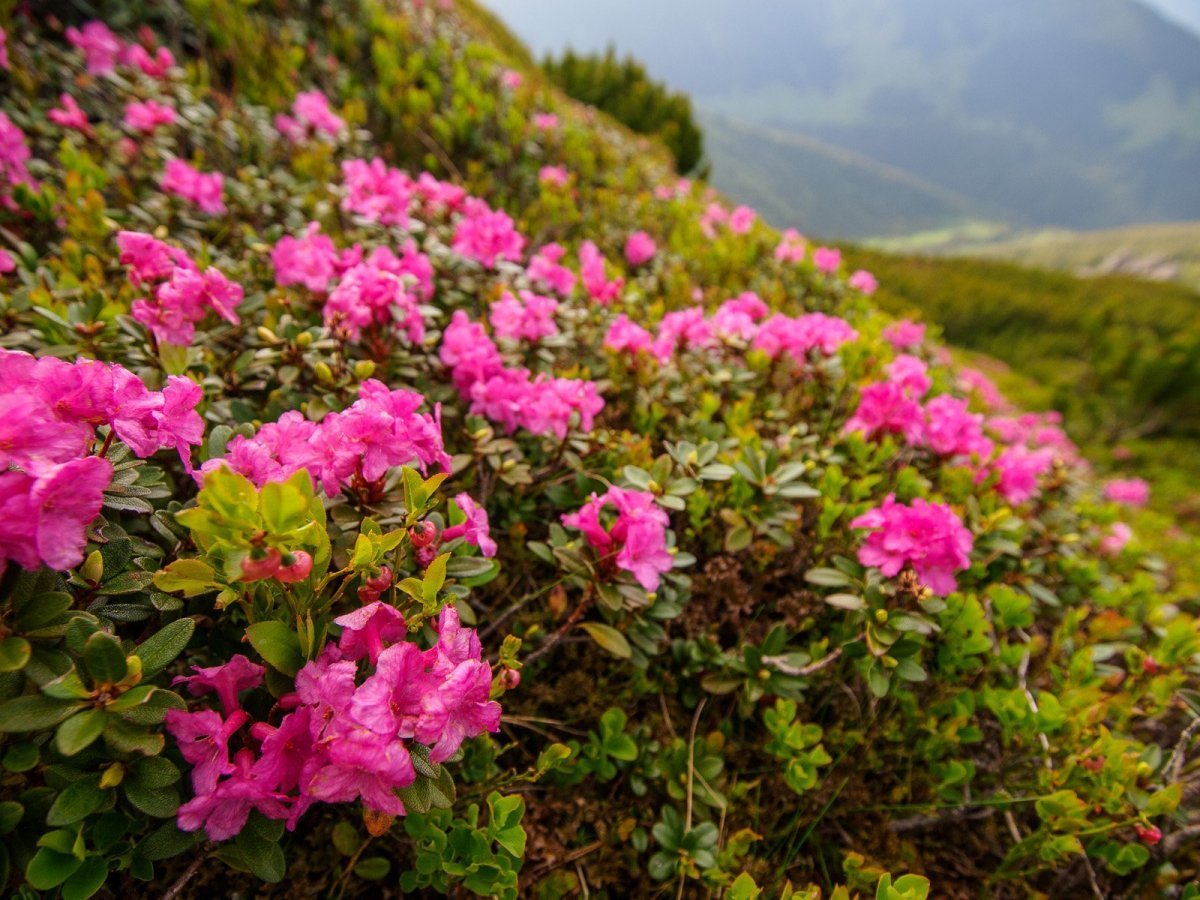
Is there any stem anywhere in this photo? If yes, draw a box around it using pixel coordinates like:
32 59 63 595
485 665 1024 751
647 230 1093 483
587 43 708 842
161 843 212 900
523 584 594 664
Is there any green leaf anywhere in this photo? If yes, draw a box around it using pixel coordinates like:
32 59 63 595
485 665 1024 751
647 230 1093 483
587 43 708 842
0 800 24 834
123 780 180 819
103 717 165 756
422 553 450 607
805 567 852 587
42 669 91 700
444 556 495 579
331 821 359 856
153 559 217 597
3 741 39 772
0 637 31 672
25 847 82 890
245 621 303 677
354 857 391 880
0 694 85 732
579 622 631 659
62 855 108 900
260 479 310 535
133 618 195 678
47 778 106 826
56 709 107 756
136 822 200 861
84 633 127 686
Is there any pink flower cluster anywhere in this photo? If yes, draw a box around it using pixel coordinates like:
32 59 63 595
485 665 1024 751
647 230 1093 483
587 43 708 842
124 99 176 134
117 231 242 345
489 290 559 342
538 165 568 187
65 21 174 77
275 90 345 142
624 231 657 267
166 605 501 841
0 349 203 572
812 247 841 274
579 241 623 305
882 320 926 351
161 159 225 215
452 198 526 268
562 486 673 591
1104 478 1149 507
526 243 577 296
850 494 974 597
48 94 90 133
440 312 604 440
774 228 807 264
204 379 449 498
342 158 415 227
751 311 859 363
849 270 878 295
324 255 425 344
0 112 37 207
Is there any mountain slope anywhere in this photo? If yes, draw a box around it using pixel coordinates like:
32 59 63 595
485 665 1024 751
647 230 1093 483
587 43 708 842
487 0 1200 233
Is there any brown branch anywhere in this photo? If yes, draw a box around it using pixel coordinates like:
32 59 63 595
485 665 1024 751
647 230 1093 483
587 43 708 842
761 645 844 677
523 585 594 664
161 842 213 900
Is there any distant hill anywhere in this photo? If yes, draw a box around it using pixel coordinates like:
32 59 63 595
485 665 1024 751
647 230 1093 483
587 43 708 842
702 115 980 238
873 220 1200 291
488 0 1200 235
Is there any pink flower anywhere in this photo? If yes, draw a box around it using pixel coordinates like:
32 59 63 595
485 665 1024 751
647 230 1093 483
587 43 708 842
500 69 523 90
0 27 9 71
176 748 291 841
728 205 756 234
918 395 993 459
1104 478 1149 507
885 355 932 398
957 367 1006 410
161 159 225 215
414 172 466 215
882 320 926 351
132 264 243 346
452 198 525 267
527 243 577 296
276 90 344 142
417 658 501 763
335 601 407 666
122 43 175 78
812 246 841 274
66 21 124 76
1100 522 1132 556
271 223 339 292
302 727 415 817
604 314 655 356
989 445 1055 504
538 165 568 186
751 312 858 363
29 456 113 571
440 311 504 392
533 113 559 131
579 240 623 305
48 94 90 133
844 382 925 443
851 494 973 597
323 262 424 343
173 655 265 716
775 229 807 263
624 231 657 266
165 708 250 795
0 112 37 204
0 249 15 273
116 230 193 285
488 290 559 343
699 202 728 238
562 486 672 591
341 158 414 226
123 99 176 133
441 493 497 558
849 270 878 294
349 642 436 738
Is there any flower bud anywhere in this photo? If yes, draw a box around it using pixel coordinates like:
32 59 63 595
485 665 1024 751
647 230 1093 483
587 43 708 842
295 331 313 348
256 326 279 344
366 566 393 593
501 668 521 690
357 586 381 604
410 521 438 548
240 548 282 581
415 545 437 568
81 549 104 586
1134 825 1162 846
314 361 334 384
276 550 313 583
874 609 889 625
1142 656 1160 675
353 360 377 380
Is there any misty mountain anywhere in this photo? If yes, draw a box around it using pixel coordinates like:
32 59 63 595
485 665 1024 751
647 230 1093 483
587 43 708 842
486 0 1200 235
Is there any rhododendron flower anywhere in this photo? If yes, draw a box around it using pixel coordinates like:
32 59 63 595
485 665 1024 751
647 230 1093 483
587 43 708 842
812 246 842 274
440 310 504 392
711 293 768 343
166 708 250 796
775 228 807 263
341 157 414 226
177 748 291 841
66 21 124 75
751 312 858 363
173 655 265 716
563 486 673 591
1100 522 1132 556
538 165 568 186
500 69 523 90
1104 478 1149 507
919 395 993 458
22 457 113 571
0 28 9 71
533 112 559 130
488 290 559 342
579 241 623 305
418 657 501 762
699 202 728 237
882 319 926 351
624 231 657 266
123 99 176 133
527 243 577 296
271 223 339 292
48 94 90 132
728 205 756 234
886 355 932 398
989 445 1055 504
324 261 424 343
441 493 497 557
604 314 655 356
0 112 38 204
850 494 973 596
958 367 1006 410
276 90 344 142
116 230 193 285
132 264 243 346
452 198 525 267
122 42 175 77
652 308 716 362
161 159 225 214
336 601 407 665
845 382 925 443
849 269 878 294
0 249 15 273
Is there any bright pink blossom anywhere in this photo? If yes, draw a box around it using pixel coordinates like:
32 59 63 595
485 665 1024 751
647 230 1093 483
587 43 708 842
48 94 90 133
774 228 807 263
882 320 926 351
452 198 525 267
489 290 558 342
562 486 672 591
604 314 655 356
624 231 657 266
918 395 993 458
728 205 756 234
441 493 497 558
123 99 176 133
989 445 1055 504
276 90 344 142
579 241 623 305
1100 522 1132 556
324 261 424 343
173 655 265 716
812 246 841 274
533 112 559 131
849 269 878 294
161 159 225 214
538 165 568 186
271 223 339 292
66 21 124 75
1104 478 1149 507
851 495 973 597
336 601 407 666
341 158 414 227
0 112 37 205
527 243 577 296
